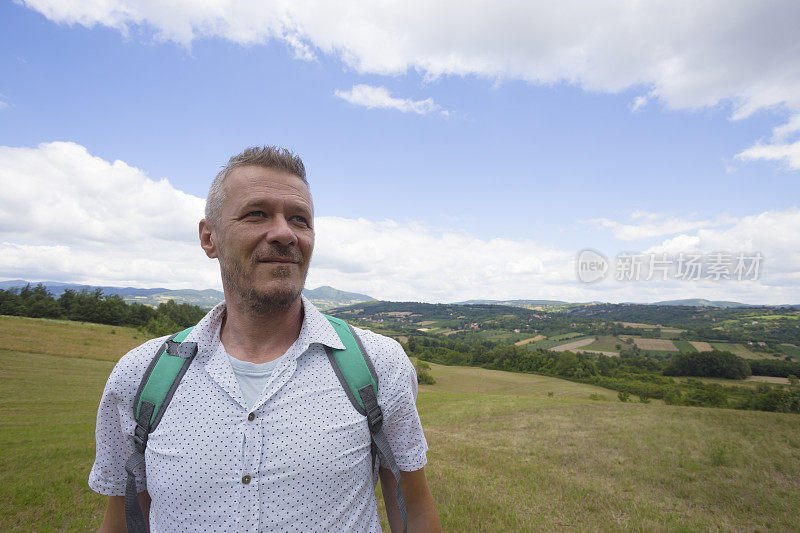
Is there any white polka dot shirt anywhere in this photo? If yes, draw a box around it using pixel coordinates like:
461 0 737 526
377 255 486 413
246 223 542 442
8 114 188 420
88 295 428 532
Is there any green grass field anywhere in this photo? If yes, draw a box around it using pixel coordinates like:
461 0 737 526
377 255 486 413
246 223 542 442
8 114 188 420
3 316 800 531
580 335 622 353
711 342 771 360
659 328 684 340
673 340 699 354
779 343 800 361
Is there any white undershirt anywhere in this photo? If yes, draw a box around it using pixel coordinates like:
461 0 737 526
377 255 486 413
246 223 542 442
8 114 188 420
227 353 282 409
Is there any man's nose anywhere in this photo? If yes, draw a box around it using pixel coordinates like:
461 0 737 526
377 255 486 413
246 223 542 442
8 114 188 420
266 217 297 246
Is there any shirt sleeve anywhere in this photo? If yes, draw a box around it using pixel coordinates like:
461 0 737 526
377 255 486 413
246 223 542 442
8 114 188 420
88 337 166 496
357 328 429 472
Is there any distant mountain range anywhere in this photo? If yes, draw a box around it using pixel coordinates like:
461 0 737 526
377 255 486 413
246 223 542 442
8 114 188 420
2 279 796 309
650 298 763 308
455 299 570 306
0 280 375 311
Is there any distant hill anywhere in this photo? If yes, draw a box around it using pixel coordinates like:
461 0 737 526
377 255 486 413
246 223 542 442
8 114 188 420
125 288 226 308
302 285 376 310
0 280 374 310
3 279 796 309
650 298 761 308
455 299 569 306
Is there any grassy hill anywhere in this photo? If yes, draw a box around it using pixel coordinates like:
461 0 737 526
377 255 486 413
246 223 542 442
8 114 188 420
2 316 800 531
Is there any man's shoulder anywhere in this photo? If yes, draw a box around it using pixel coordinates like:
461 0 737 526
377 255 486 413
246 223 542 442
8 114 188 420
104 334 172 396
349 324 405 356
347 324 414 378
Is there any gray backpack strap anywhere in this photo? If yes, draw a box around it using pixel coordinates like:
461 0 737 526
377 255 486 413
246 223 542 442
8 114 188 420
358 383 408 533
323 315 408 533
125 401 154 533
125 328 197 533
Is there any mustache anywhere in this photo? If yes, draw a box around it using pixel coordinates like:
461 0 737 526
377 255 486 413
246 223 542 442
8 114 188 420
252 245 303 263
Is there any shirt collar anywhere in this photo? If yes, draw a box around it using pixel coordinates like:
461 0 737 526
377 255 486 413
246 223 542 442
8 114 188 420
187 293 346 362
296 294 346 352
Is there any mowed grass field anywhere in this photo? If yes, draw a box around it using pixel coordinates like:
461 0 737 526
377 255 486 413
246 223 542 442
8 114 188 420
711 342 772 360
3 317 800 531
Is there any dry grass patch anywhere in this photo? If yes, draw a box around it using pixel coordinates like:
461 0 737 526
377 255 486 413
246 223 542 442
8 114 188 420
746 375 791 385
551 337 595 352
633 338 678 351
689 341 713 352
514 335 546 346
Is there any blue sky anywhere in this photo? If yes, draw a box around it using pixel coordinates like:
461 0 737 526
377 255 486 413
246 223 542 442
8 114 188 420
1 1 799 304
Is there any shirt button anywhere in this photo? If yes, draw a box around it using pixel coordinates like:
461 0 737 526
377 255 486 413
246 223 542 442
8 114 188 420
242 475 251 484
247 412 255 421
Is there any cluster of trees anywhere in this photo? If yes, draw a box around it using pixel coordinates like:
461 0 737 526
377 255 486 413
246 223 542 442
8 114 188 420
413 360 436 385
749 358 800 377
0 285 206 336
663 351 752 380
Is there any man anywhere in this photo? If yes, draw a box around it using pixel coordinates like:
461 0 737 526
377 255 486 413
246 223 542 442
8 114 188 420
89 146 441 532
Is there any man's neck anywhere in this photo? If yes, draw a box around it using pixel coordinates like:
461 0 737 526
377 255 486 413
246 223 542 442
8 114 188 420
220 296 304 364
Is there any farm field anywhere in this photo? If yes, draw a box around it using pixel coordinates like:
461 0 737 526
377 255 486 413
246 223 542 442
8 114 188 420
689 341 714 352
779 343 800 360
710 342 771 360
673 340 698 353
746 375 792 385
658 328 684 339
551 337 595 352
677 376 791 388
3 316 800 531
633 337 678 351
618 321 658 328
514 334 546 346
526 333 590 351
580 335 622 353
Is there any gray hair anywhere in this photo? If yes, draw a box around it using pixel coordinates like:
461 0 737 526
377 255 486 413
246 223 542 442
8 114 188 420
205 145 308 228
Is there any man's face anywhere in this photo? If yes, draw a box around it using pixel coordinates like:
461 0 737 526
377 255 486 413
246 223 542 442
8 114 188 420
204 165 314 313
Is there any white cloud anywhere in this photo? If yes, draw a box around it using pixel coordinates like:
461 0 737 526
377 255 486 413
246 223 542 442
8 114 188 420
646 207 800 268
736 140 800 170
736 113 800 169
629 95 648 112
334 84 443 115
584 211 735 241
0 142 217 289
20 1 800 128
0 142 204 245
1 142 798 304
638 207 800 302
310 217 573 302
772 114 800 142
0 142 571 301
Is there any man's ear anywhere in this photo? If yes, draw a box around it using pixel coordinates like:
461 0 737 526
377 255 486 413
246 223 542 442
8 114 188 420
199 219 219 259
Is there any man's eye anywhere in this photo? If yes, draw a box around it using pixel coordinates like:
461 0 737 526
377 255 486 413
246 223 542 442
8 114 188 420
245 211 267 218
292 216 309 225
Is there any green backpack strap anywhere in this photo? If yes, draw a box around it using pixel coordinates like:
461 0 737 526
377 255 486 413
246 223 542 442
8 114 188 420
323 315 408 533
125 327 197 533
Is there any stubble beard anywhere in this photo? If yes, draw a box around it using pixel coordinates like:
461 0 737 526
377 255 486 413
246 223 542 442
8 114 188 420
219 245 308 316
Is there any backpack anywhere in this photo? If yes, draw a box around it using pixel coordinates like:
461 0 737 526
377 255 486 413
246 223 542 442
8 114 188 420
124 314 407 533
